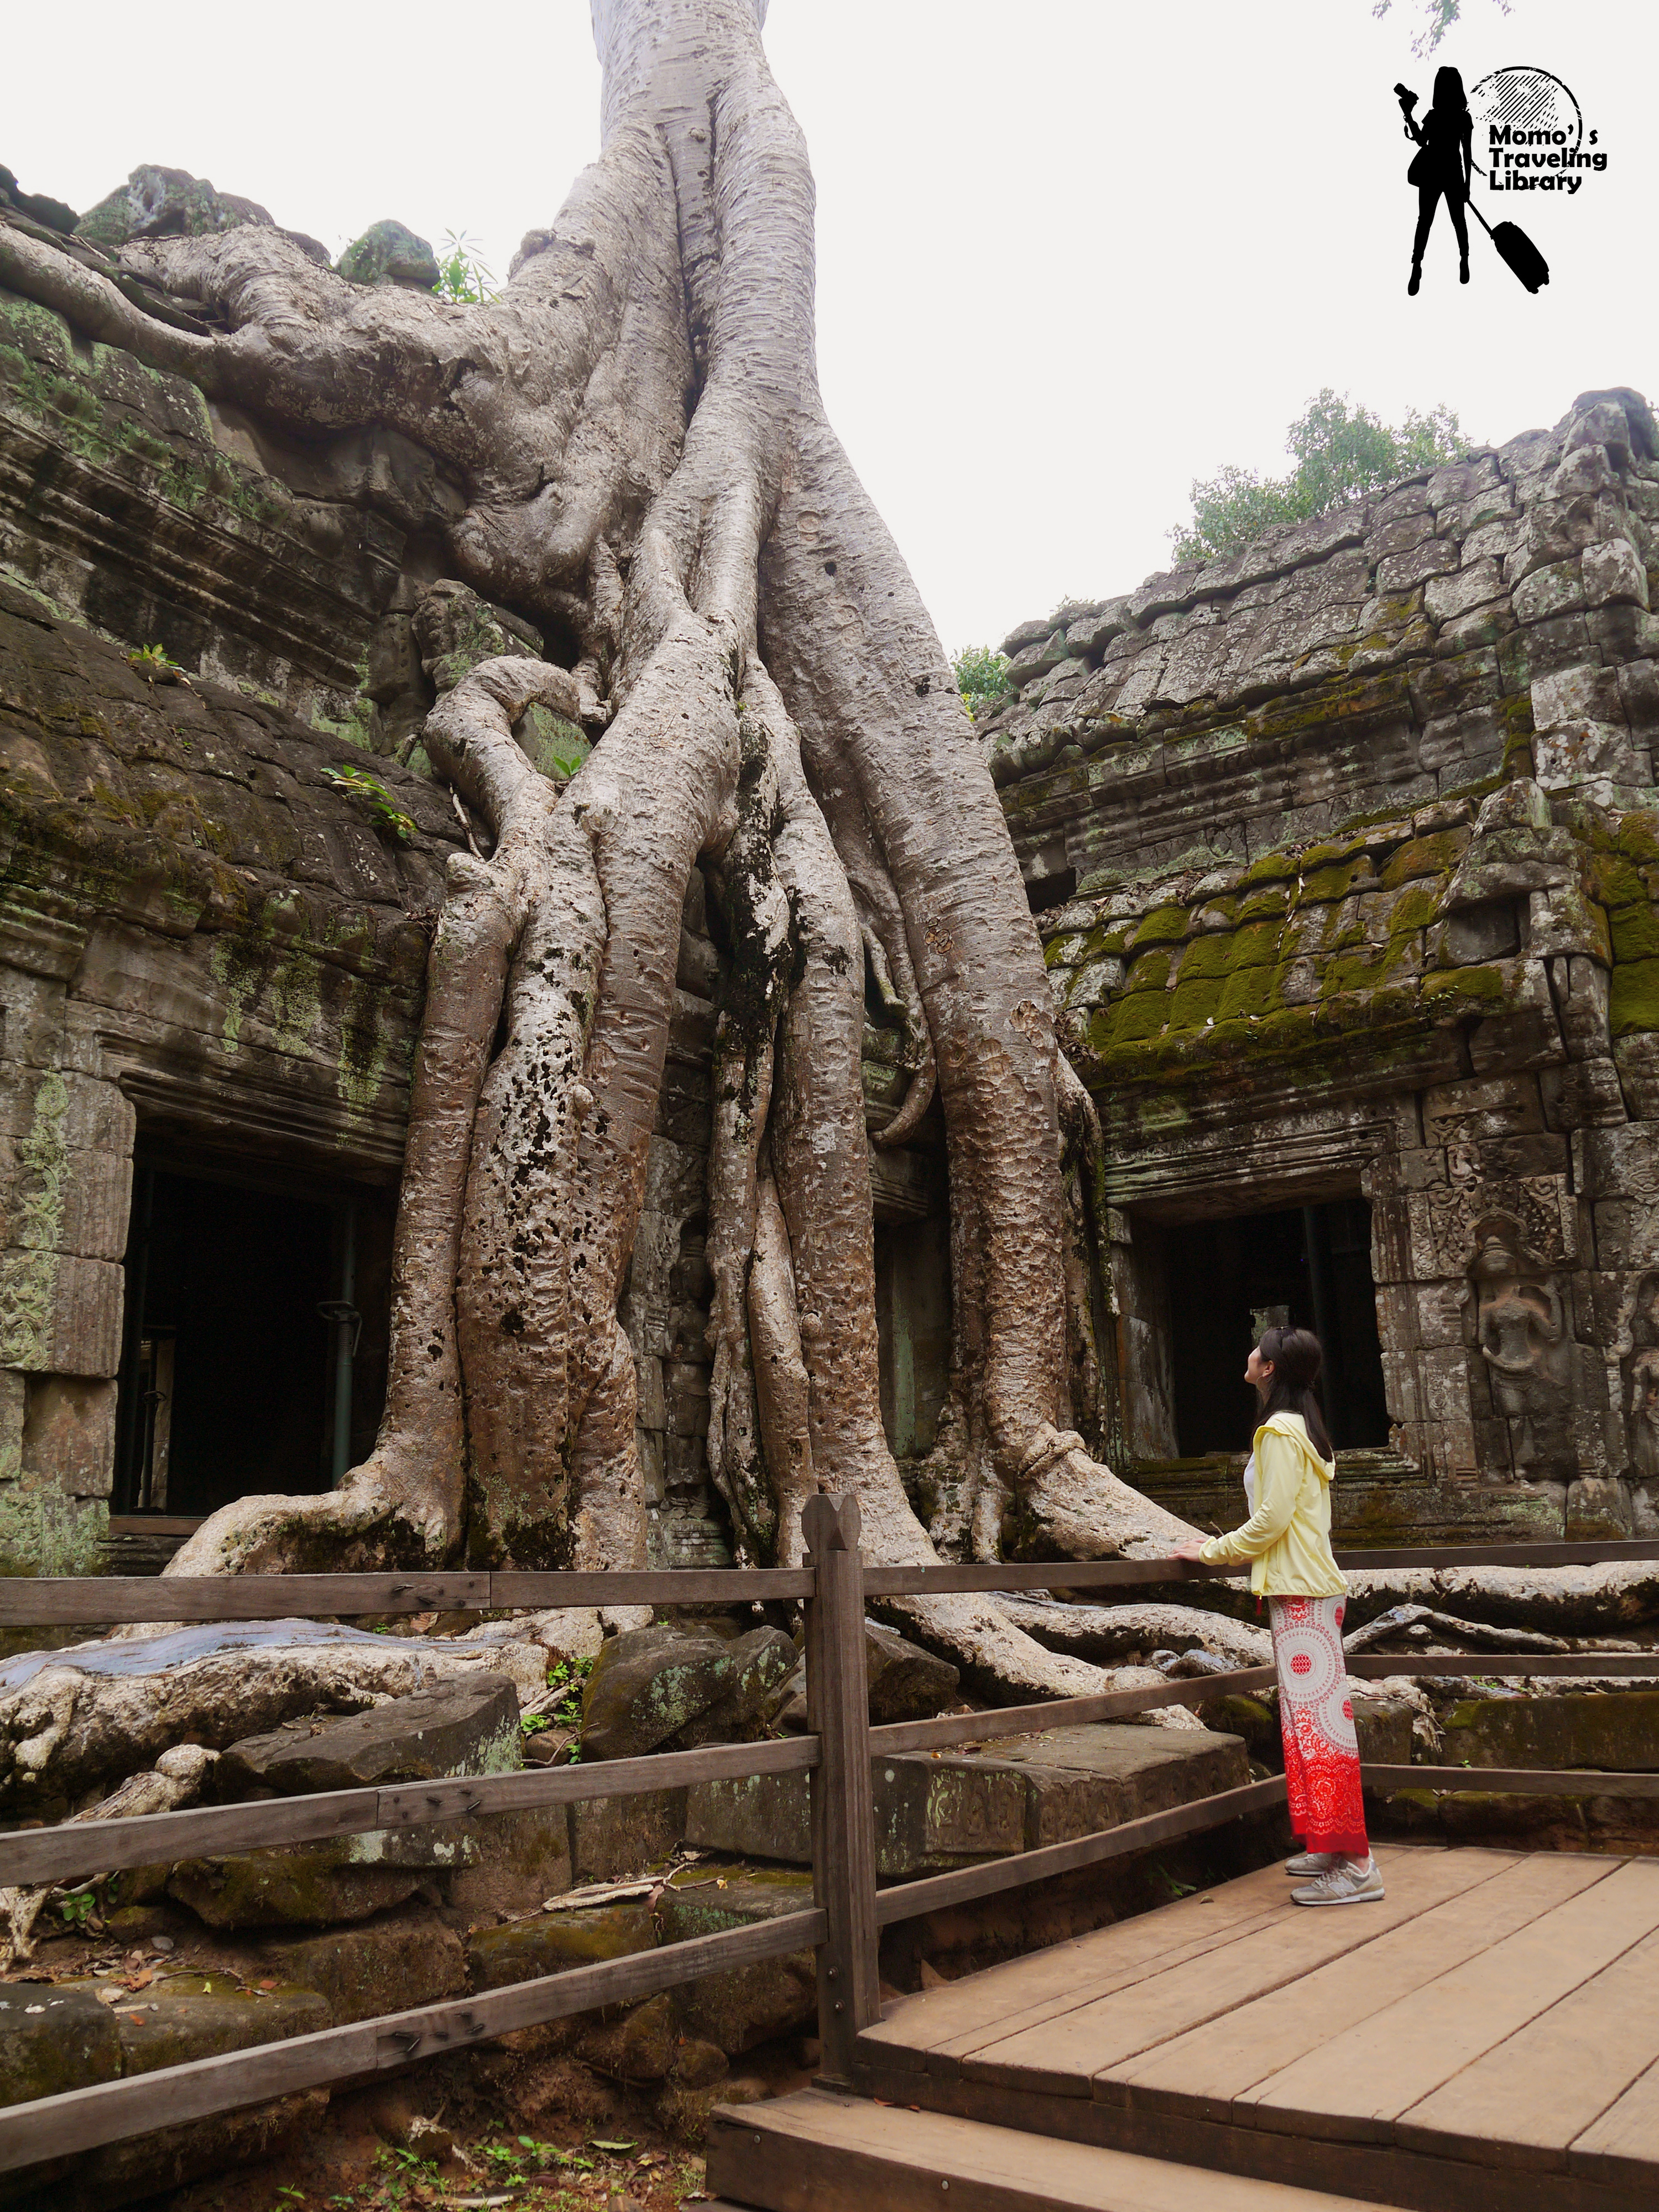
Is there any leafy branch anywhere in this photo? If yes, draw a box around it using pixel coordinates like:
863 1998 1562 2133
320 764 417 844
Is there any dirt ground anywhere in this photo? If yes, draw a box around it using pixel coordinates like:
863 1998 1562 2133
147 2066 723 2212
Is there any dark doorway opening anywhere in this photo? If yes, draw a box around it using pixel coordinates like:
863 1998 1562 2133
114 1162 391 1521
1165 1196 1389 1454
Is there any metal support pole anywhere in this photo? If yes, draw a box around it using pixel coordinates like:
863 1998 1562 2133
801 1490 880 2085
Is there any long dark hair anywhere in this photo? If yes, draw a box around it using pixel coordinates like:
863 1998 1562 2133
1431 65 1468 119
1257 1325 1333 1459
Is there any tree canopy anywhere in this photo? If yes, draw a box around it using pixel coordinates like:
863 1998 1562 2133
1169 388 1468 565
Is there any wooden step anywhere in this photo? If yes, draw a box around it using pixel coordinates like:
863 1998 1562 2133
705 2089 1413 2211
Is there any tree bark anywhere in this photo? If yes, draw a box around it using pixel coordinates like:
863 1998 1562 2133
1 0 1197 1696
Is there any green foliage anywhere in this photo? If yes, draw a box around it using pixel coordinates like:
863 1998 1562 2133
1169 388 1468 564
127 641 192 687
432 229 497 304
1372 0 1506 56
952 644 1011 718
57 1886 97 1927
320 763 417 844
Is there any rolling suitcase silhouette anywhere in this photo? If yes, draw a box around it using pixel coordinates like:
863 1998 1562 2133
1468 196 1550 293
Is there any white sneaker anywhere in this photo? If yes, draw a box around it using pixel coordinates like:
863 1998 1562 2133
1291 1856 1385 1907
1285 1851 1338 1877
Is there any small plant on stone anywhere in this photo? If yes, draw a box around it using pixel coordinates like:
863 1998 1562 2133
57 1885 98 1928
128 641 193 688
951 644 1010 719
320 764 418 844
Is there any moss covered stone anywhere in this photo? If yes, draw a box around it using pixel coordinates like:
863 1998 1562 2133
1610 957 1659 1036
1379 828 1472 889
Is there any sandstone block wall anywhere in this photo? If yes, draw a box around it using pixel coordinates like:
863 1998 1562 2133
991 389 1659 1538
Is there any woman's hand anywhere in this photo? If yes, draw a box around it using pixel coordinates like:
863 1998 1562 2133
1171 1538 1208 1562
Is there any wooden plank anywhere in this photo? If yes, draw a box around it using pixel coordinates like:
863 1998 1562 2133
857 2058 1656 2212
0 1738 820 1891
802 1494 880 2084
1396 1919 1659 2172
0 1785 383 1888
0 1908 825 2173
859 1857 1302 2073
0 1572 492 1625
860 1559 1241 1597
869 1667 1277 1756
1244 1857 1659 2147
1569 2054 1659 2190
961 1845 1493 2099
706 2086 1420 2212
1334 1540 1659 1571
492 1567 813 1606
1113 1850 1568 2125
1365 1766 1659 1797
873 1777 1286 1929
1350 1658 1659 1682
375 1734 818 1829
857 1541 1659 1598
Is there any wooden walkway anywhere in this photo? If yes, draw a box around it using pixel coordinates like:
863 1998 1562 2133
708 1844 1659 2212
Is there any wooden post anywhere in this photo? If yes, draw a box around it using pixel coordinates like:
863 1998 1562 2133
802 1490 880 2084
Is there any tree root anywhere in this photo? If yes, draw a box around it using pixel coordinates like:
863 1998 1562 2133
2 0 1216 1703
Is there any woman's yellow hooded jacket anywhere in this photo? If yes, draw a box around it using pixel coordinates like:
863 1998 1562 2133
1197 1410 1346 1597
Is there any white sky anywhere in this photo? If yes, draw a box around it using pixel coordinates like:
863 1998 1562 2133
7 1 1653 654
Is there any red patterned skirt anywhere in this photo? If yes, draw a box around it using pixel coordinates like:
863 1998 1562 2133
1270 1594 1369 1858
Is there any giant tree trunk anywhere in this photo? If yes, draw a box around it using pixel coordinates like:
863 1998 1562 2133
1 0 1196 1699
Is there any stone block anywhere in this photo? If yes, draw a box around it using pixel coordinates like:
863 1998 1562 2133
1350 1696 1415 1765
1442 1691 1659 1772
1422 1074 1545 1144
1535 720 1646 797
865 1621 961 1723
656 1863 817 2054
872 1751 1027 1872
685 1771 811 1864
1574 1124 1659 1202
1531 662 1626 732
1424 559 1501 625
570 1788 688 1880
447 1805 575 1921
218 1676 521 1796
1615 658 1659 735
1377 538 1459 594
259 1912 466 2023
1612 1033 1659 1120
467 1898 656 1992
108 1974 328 2075
1583 538 1649 611
1513 557 1585 625
168 1839 432 1928
0 1369 23 1484
992 1723 1247 1849
581 1626 736 1761
20 1375 116 1496
0 1251 122 1376
672 1628 798 1749
0 1979 121 2107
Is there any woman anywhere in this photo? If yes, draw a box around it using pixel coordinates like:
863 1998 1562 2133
1171 1326 1382 1906
1401 65 1473 295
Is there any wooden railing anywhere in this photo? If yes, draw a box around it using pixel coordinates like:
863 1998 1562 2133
4 1500 1659 2175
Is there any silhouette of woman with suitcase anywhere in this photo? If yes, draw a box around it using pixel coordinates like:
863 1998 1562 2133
1399 66 1472 294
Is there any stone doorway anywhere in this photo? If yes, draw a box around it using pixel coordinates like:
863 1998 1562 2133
1163 1197 1389 1455
113 1161 390 1525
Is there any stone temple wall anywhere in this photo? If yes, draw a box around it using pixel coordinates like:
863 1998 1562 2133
0 225 945 1578
982 388 1659 1540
